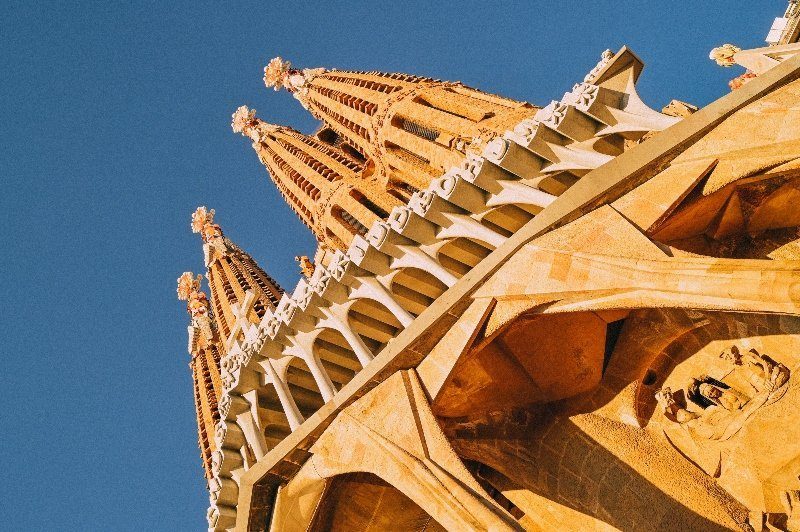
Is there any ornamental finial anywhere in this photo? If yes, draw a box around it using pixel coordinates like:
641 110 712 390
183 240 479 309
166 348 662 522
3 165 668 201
264 57 294 90
177 271 202 301
176 271 210 318
709 44 741 67
231 105 279 141
191 206 222 243
263 56 326 94
231 105 257 134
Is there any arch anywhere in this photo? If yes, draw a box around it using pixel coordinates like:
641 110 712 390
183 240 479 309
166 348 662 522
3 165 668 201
346 298 404 356
331 205 369 236
477 204 533 235
253 382 293 450
310 473 447 531
435 237 492 277
285 357 326 419
388 267 448 316
312 327 362 390
349 188 389 219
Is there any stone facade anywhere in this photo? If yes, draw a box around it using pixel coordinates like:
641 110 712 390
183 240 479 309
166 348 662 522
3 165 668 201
175 5 800 531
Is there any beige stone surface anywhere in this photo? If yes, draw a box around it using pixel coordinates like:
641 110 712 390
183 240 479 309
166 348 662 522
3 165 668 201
193 31 800 532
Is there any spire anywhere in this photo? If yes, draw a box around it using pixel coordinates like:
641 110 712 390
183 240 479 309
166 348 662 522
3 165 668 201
176 271 223 481
191 206 284 341
262 56 537 195
231 107 402 250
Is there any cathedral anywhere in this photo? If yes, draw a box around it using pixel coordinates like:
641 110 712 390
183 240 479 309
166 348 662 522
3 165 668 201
176 2 800 530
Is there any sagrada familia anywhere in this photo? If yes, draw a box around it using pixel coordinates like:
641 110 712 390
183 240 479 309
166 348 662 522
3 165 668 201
176 3 800 530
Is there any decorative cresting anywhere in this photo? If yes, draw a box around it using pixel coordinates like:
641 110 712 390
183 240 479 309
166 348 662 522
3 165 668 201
206 47 683 531
231 106 402 251
177 271 224 482
262 56 537 197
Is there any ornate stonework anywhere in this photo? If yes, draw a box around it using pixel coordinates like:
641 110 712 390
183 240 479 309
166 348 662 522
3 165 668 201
710 43 742 66
177 4 800 530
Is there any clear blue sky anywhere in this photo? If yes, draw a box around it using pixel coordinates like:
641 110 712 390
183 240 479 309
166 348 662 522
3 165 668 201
0 1 783 529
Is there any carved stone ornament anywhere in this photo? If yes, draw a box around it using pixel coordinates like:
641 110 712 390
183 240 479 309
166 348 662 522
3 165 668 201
410 190 435 214
295 255 315 278
655 345 791 441
535 101 568 128
513 118 539 139
584 49 614 83
729 71 758 91
191 206 223 243
709 43 742 67
206 505 219 527
231 105 256 134
177 272 212 325
263 56 326 93
218 394 231 419
330 254 351 281
565 82 599 110
483 137 510 161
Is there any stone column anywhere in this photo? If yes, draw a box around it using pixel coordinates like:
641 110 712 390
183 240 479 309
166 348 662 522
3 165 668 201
263 358 304 431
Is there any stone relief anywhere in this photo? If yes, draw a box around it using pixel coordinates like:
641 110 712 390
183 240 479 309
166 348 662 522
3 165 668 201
655 345 791 442
784 487 800 531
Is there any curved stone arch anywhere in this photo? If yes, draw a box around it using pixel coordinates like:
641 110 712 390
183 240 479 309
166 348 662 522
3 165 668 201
311 327 362 390
476 204 534 234
346 297 404 356
386 267 448 316
255 380 295 449
284 356 327 419
590 134 625 157
309 472 448 531
434 236 493 277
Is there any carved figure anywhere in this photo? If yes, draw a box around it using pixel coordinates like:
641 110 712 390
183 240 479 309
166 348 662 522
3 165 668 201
657 351 791 442
655 387 699 423
720 345 790 394
295 255 315 278
689 376 749 412
783 489 800 531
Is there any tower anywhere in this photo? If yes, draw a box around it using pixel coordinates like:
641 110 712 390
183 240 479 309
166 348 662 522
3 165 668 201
178 207 284 480
231 107 403 253
190 206 283 344
176 271 223 481
263 57 537 197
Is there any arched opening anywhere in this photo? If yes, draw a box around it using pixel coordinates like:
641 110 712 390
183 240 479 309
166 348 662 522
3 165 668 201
388 268 449 316
435 237 492 277
310 472 447 531
258 383 293 449
392 114 440 142
332 205 369 236
285 357 325 419
313 328 363 390
477 204 534 235
346 298 404 355
350 189 389 219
